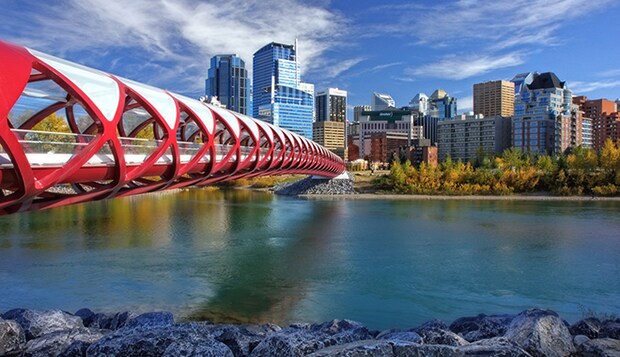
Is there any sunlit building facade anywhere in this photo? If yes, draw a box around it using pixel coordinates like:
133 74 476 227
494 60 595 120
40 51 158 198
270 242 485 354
371 92 396 110
473 80 515 117
512 72 583 154
252 42 313 139
437 113 512 161
573 96 619 150
428 89 457 119
205 54 250 115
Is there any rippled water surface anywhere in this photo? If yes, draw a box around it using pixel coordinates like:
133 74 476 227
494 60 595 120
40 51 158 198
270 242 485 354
0 189 619 329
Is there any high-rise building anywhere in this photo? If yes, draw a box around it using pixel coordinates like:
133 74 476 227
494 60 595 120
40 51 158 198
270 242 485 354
313 88 347 159
582 117 593 149
352 107 423 161
573 96 619 150
409 93 429 116
252 42 313 139
473 80 515 117
428 89 457 119
511 72 536 95
313 121 346 160
371 92 395 110
353 105 372 123
414 115 440 145
205 54 249 115
437 113 512 162
316 88 347 122
513 72 583 154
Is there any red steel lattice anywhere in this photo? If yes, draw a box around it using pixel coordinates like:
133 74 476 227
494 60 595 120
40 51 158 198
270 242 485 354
0 41 345 214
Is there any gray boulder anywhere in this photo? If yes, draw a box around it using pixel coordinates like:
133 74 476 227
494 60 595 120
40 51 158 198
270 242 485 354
601 320 620 339
86 323 229 356
58 340 93 357
2 309 83 340
249 330 324 357
308 339 394 356
310 319 372 347
574 335 591 347
570 318 602 339
376 329 424 344
250 319 371 357
85 311 138 330
450 314 515 341
123 311 174 330
0 318 25 355
20 327 105 357
74 308 96 327
207 323 281 356
412 320 469 346
414 319 449 331
576 338 620 357
504 309 575 357
163 338 234 357
391 341 462 357
456 337 532 356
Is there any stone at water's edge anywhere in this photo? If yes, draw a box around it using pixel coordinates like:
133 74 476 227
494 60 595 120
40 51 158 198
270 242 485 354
0 308 618 356
274 172 356 196
376 329 424 344
306 339 395 357
1 309 83 341
504 308 576 357
570 317 603 339
85 323 232 356
576 338 620 356
0 318 25 355
249 319 372 356
456 337 532 356
412 319 469 346
77 310 138 330
19 327 106 357
449 313 515 342
602 320 620 339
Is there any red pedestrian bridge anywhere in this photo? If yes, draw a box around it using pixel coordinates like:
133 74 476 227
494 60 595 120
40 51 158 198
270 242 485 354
0 41 345 214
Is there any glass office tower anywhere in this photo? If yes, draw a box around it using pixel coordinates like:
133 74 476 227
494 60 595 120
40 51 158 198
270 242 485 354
205 54 250 115
252 42 313 139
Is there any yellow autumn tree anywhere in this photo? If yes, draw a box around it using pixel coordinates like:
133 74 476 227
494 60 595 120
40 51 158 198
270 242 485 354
30 113 74 153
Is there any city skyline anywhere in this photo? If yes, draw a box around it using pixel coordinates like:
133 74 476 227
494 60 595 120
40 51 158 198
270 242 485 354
2 0 620 115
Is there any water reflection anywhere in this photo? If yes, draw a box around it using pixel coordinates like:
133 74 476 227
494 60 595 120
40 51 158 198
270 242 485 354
190 197 345 324
0 192 618 329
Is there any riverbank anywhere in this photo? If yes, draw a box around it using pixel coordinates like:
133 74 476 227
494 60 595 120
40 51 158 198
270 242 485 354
1 308 618 356
303 192 620 202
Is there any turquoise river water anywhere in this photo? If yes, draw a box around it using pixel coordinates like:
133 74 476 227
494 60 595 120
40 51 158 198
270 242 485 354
0 189 619 329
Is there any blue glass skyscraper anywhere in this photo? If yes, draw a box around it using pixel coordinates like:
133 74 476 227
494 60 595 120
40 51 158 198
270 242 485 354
252 42 313 139
205 54 249 115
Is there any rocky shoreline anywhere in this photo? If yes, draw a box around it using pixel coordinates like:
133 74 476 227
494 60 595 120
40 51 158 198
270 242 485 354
1 308 619 356
274 174 356 196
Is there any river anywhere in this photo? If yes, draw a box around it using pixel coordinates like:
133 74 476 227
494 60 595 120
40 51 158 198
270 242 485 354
0 189 619 330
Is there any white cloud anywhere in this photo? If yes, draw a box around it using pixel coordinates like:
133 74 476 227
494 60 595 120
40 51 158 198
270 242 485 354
570 80 620 94
459 95 473 112
323 58 365 78
373 0 612 49
5 0 346 94
370 62 405 72
406 53 524 80
598 69 620 78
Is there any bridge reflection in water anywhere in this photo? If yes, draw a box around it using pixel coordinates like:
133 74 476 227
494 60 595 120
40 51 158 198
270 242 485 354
0 189 348 325
0 41 344 214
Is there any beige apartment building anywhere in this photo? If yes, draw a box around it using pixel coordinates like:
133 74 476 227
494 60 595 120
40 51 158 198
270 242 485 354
312 120 346 160
473 80 515 117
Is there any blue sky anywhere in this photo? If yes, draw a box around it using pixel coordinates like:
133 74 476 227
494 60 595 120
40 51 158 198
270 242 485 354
2 0 620 115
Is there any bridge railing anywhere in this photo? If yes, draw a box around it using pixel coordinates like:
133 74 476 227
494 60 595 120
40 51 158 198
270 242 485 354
0 129 269 168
